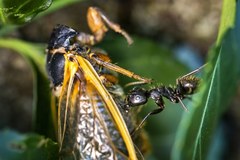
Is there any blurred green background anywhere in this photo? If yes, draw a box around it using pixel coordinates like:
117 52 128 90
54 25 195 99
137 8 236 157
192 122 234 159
0 0 240 160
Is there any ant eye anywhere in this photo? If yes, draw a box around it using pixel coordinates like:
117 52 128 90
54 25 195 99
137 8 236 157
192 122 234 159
183 82 194 88
182 82 195 94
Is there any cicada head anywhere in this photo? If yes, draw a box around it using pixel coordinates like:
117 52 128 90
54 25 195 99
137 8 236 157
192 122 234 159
46 25 84 96
47 24 78 50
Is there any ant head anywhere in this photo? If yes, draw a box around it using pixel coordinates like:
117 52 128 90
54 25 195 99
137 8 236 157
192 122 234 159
125 87 148 108
177 76 199 95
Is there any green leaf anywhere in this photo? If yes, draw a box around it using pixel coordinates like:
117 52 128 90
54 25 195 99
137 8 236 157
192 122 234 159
0 0 83 36
0 129 58 160
37 0 83 17
171 1 240 159
0 0 52 24
216 0 236 45
0 39 55 139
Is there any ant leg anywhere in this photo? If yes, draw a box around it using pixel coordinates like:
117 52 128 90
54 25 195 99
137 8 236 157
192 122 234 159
89 52 152 84
75 7 133 46
131 107 164 136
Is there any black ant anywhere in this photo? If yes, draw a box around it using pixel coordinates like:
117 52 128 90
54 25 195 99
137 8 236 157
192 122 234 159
124 64 206 135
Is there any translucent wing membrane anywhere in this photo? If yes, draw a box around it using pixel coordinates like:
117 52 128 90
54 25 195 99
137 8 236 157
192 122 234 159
57 54 138 159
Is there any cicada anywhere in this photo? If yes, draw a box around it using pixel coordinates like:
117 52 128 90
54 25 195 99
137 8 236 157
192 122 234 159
46 7 151 160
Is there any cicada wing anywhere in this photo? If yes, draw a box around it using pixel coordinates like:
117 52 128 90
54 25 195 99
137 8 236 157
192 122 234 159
75 56 139 160
58 74 82 159
79 82 130 159
58 80 129 159
57 60 128 159
57 54 146 159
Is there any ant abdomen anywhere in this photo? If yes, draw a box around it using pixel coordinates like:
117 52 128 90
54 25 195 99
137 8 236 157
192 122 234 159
124 87 148 110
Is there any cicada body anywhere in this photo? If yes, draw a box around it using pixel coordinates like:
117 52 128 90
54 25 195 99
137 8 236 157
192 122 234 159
46 23 146 159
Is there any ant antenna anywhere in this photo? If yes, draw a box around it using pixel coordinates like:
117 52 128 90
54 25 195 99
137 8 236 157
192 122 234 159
180 63 207 80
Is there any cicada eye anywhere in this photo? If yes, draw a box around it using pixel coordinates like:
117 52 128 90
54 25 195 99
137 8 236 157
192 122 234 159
127 88 148 107
46 52 65 87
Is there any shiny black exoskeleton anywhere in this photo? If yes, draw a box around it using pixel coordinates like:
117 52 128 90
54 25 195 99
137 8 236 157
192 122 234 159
124 76 200 134
46 25 86 88
125 76 199 111
47 24 79 50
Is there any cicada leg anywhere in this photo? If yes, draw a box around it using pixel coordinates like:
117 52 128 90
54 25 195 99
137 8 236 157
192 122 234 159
75 7 133 46
89 52 152 85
